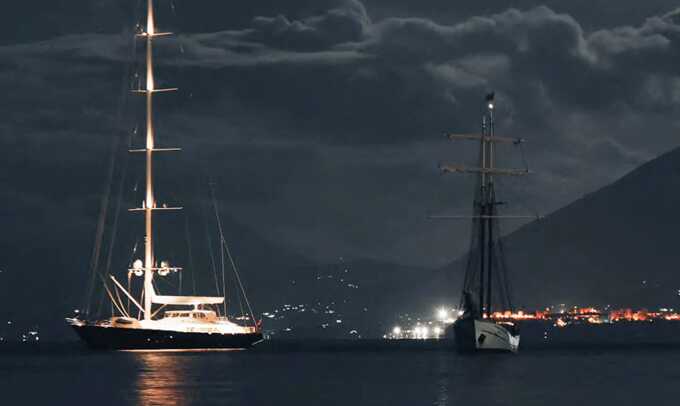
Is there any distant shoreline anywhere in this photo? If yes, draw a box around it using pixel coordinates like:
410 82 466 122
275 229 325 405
4 338 680 355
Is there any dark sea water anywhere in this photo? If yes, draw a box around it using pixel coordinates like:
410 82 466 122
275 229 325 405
2 342 680 406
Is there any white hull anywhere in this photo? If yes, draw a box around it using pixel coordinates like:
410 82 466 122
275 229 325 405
454 317 520 353
474 319 520 352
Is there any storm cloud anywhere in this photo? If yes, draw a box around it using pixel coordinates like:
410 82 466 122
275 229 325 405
1 1 680 275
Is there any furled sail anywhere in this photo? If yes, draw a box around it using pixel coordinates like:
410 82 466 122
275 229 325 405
151 295 224 305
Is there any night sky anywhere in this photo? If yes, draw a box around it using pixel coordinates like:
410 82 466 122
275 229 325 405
1 1 680 334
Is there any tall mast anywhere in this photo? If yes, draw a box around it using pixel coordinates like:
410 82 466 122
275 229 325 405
478 117 487 317
486 100 495 317
127 0 181 320
143 0 156 320
440 93 530 317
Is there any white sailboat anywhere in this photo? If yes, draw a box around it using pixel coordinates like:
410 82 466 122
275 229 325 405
439 93 531 353
66 0 262 350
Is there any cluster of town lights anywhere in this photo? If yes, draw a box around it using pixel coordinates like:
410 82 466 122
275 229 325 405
391 324 444 339
487 307 680 324
389 307 456 339
387 306 680 338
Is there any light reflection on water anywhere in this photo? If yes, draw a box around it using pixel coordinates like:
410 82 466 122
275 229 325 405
435 353 449 406
135 353 188 406
132 351 240 406
3 346 680 406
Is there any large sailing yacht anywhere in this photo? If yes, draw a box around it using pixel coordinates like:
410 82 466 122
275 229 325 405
66 0 263 350
439 93 529 353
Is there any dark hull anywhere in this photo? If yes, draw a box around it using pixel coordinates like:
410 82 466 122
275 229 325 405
71 324 263 350
453 317 477 352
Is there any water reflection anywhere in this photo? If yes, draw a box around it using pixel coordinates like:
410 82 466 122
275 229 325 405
435 354 450 406
439 352 517 405
134 352 188 406
131 350 241 406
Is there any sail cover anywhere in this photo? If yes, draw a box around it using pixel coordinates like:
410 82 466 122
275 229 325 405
149 283 224 305
151 294 224 305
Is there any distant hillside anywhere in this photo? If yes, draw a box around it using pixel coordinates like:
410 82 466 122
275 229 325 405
465 147 680 309
0 203 442 339
214 219 446 338
11 147 680 340
260 259 448 338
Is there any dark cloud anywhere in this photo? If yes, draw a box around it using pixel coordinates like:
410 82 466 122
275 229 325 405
2 1 680 275
362 0 677 30
249 0 371 50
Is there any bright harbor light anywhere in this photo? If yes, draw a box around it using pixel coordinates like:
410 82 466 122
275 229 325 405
437 307 448 321
413 326 420 339
411 325 430 339
392 326 402 337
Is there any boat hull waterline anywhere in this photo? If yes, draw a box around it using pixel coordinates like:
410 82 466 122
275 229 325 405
453 317 520 353
70 323 263 350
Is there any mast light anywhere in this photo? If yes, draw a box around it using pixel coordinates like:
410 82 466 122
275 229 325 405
133 259 144 276
158 261 170 276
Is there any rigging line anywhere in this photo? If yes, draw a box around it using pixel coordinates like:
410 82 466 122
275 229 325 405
202 199 222 315
488 184 512 311
231 256 246 322
178 267 182 295
496 252 511 311
138 289 144 320
495 232 514 311
486 191 495 315
236 267 246 322
127 239 141 271
113 280 130 318
87 22 141 318
489 217 509 311
459 149 485 310
495 219 512 311
517 143 541 219
209 181 229 316
222 237 257 326
99 274 128 318
222 228 230 317
207 177 252 322
493 246 509 311
101 131 132 306
184 215 197 295
95 282 107 318
83 133 118 316
460 210 479 310
127 272 132 314
151 304 167 319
